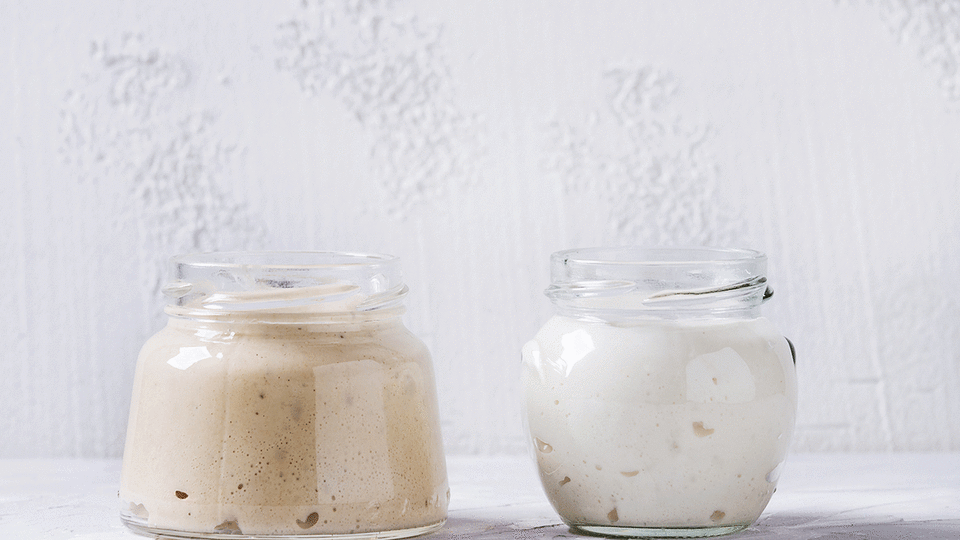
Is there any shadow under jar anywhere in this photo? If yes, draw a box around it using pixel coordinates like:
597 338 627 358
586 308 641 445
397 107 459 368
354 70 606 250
120 252 448 540
521 247 797 538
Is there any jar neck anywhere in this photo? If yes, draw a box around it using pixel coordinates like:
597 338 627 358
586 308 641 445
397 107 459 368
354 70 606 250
164 304 407 326
546 247 771 322
164 309 407 334
162 251 409 325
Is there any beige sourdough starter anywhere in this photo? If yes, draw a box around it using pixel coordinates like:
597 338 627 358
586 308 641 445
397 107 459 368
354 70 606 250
120 253 448 538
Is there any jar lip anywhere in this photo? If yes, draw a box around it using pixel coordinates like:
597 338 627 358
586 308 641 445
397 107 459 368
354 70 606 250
551 246 766 267
164 251 407 321
547 246 770 319
171 251 398 270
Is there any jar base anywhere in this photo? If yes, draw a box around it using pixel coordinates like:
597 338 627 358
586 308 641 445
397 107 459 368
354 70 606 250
121 515 446 540
569 524 749 538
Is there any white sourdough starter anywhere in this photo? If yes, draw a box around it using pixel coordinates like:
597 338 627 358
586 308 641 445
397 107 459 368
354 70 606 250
120 314 448 536
522 315 796 530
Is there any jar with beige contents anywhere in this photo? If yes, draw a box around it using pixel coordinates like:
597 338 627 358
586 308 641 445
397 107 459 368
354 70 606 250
522 247 797 538
120 252 448 540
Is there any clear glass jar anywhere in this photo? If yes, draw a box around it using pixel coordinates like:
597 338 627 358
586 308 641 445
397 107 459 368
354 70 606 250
521 247 797 538
120 252 449 540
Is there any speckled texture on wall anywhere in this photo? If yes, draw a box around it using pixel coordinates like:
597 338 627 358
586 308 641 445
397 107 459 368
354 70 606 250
547 65 745 246
868 0 960 101
277 0 484 219
59 34 267 326
2 0 959 458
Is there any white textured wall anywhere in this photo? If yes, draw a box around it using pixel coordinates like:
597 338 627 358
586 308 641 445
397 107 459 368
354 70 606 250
2 0 959 458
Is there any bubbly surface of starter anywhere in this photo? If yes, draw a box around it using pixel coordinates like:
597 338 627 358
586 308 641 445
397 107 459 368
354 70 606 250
521 315 797 530
120 317 448 536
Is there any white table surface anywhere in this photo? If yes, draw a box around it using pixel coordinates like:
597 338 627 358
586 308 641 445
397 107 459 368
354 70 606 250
1 454 959 539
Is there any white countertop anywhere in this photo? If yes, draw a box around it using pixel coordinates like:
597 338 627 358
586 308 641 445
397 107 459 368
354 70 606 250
2 454 959 539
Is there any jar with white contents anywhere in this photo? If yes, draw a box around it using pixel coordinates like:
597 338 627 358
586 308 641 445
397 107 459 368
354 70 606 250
120 252 448 540
521 247 797 538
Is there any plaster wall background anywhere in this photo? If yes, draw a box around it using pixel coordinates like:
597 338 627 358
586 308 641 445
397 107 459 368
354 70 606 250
1 0 959 457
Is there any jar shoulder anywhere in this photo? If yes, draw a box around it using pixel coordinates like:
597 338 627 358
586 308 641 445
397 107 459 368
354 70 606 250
136 319 431 370
528 315 789 356
522 315 796 397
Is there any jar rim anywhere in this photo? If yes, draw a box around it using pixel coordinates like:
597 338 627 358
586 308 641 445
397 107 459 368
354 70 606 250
171 251 398 270
547 246 770 319
164 251 407 322
551 246 765 267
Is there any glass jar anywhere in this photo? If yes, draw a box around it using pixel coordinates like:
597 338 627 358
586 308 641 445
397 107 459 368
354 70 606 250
120 252 449 539
521 247 797 538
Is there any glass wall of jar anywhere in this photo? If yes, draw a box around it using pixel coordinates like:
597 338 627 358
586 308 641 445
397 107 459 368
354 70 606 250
521 247 797 538
120 252 448 539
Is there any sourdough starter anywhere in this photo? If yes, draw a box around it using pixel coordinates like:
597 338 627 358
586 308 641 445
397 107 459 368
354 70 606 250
522 315 796 530
120 315 448 536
